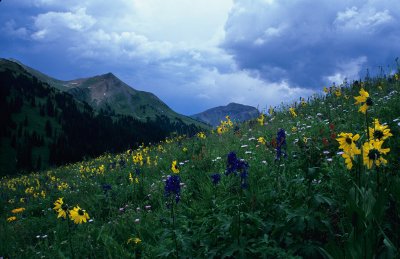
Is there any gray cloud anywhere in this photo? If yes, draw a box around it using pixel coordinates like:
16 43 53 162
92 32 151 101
222 0 400 88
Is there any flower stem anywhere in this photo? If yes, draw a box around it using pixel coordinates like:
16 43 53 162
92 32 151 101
171 201 178 258
67 217 76 259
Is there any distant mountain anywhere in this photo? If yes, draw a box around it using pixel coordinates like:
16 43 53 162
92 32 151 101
10 59 205 127
191 103 260 126
0 58 207 176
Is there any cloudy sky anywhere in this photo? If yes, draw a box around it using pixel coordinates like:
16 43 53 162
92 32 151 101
1 0 399 115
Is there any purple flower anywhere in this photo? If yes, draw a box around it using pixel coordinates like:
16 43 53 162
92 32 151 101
276 129 287 160
225 151 249 189
210 173 221 185
165 175 181 204
102 184 112 193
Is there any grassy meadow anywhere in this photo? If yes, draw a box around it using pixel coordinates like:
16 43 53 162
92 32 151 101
1 72 400 258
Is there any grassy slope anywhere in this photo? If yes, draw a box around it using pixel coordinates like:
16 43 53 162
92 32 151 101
1 73 400 258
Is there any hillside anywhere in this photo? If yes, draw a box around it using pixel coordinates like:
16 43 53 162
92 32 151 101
0 59 206 176
191 102 260 126
10 58 204 127
1 70 400 258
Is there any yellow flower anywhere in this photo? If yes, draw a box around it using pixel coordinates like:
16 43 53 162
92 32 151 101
11 207 25 214
133 153 143 165
354 88 372 114
337 133 361 156
257 137 266 145
197 132 206 139
323 86 329 93
53 197 68 219
342 152 355 170
7 216 17 222
69 205 90 224
301 98 307 106
171 160 180 174
289 107 297 117
369 119 392 141
225 115 233 127
146 156 151 166
362 140 390 169
268 106 274 116
127 237 142 245
98 164 105 174
217 126 224 135
335 90 341 97
257 113 265 126
291 126 297 133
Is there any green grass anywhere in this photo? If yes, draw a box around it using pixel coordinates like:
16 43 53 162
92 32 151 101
1 73 400 258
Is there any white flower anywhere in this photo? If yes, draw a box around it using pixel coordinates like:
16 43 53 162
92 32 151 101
241 145 248 148
323 151 330 155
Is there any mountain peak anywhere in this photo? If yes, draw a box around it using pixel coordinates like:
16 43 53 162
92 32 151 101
191 102 259 126
102 72 116 78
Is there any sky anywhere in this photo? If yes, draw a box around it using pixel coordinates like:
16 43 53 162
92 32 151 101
1 0 399 115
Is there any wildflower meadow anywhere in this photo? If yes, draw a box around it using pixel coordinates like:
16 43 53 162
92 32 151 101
1 71 400 258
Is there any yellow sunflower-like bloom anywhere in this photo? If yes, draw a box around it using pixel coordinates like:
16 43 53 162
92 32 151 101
258 137 266 145
369 119 393 141
289 107 297 118
354 88 372 114
69 205 90 224
197 132 206 139
127 237 142 245
53 197 63 211
11 207 25 214
336 133 361 155
362 140 390 169
53 197 69 219
257 113 265 126
7 216 17 222
171 160 180 174
342 152 355 170
268 106 274 116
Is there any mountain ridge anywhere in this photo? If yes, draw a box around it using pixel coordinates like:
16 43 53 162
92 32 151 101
6 58 206 127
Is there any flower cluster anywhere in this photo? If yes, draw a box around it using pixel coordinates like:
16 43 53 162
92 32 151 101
53 198 90 224
225 152 249 189
337 118 392 170
217 116 233 135
354 88 373 114
164 175 181 205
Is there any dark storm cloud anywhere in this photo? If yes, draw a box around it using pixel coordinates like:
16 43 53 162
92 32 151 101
222 0 400 88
